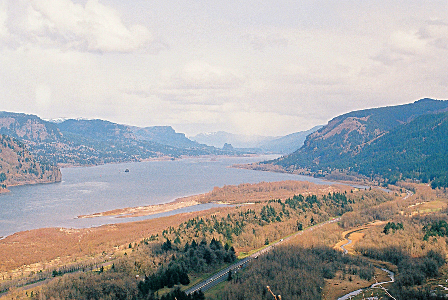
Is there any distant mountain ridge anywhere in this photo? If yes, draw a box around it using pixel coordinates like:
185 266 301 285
267 98 448 187
257 125 323 154
0 112 242 167
191 125 322 154
132 126 204 149
191 131 273 149
0 111 62 142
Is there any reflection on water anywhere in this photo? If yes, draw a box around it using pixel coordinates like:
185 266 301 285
0 156 335 237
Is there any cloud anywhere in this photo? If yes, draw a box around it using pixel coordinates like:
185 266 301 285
372 19 448 67
4 0 151 53
420 20 448 50
154 60 244 104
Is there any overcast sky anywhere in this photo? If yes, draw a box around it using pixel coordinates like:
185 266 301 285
1 1 447 137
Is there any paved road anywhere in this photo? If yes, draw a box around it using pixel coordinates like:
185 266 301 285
185 217 341 294
1 218 341 297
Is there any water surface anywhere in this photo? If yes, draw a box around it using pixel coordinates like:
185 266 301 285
0 156 335 237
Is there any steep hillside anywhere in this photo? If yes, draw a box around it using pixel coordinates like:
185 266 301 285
0 111 62 143
0 112 240 167
57 119 135 142
269 98 448 186
348 111 448 187
0 134 61 191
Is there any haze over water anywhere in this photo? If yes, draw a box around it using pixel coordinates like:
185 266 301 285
0 156 335 237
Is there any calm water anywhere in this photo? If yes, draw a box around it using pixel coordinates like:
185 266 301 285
0 156 335 237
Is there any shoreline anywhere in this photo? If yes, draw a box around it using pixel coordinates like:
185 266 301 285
232 162 376 188
0 178 378 277
0 154 279 240
76 178 358 220
77 198 202 219
0 156 374 242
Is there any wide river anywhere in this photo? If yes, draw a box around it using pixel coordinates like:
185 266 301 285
0 156 337 238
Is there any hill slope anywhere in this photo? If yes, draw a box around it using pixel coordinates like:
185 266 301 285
269 98 448 186
0 112 240 166
349 111 448 187
132 126 208 149
0 134 61 191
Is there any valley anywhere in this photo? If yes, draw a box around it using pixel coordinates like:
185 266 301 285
2 0 448 298
3 179 448 300
2 98 448 299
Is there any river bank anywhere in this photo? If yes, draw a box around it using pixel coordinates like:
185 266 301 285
77 180 351 219
0 179 352 278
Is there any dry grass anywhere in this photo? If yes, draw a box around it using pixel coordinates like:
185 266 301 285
181 180 351 205
333 222 387 255
3 180 343 278
0 207 234 279
284 222 344 249
323 270 373 300
76 180 350 219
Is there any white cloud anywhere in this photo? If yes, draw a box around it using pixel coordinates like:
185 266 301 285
2 1 448 137
35 84 52 108
176 60 242 90
154 60 244 104
420 20 448 50
389 30 427 55
6 0 151 52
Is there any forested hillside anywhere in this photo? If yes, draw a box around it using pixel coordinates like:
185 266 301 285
343 111 448 187
0 134 61 190
268 98 448 187
0 112 241 167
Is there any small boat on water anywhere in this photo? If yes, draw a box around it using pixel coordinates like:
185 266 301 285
124 169 129 173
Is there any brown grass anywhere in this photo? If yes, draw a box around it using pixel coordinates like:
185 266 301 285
333 222 386 255
77 180 351 219
0 206 233 278
2 180 345 277
185 180 352 205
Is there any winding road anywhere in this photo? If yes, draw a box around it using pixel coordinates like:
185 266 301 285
185 217 341 294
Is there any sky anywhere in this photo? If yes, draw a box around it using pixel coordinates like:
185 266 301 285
1 0 448 137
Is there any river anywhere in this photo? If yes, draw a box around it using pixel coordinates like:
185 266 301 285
0 156 337 238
